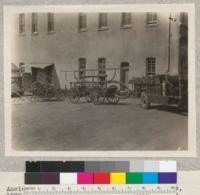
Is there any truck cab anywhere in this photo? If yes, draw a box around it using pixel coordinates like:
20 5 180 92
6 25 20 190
133 74 188 110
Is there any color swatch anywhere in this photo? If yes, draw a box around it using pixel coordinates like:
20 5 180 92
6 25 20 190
60 173 77 184
25 161 177 185
126 172 143 184
110 172 126 184
94 173 110 184
77 173 93 184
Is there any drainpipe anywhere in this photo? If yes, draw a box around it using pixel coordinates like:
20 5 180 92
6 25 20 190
167 13 172 74
167 13 176 74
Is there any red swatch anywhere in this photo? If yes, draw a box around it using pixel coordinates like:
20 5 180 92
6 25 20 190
94 173 110 184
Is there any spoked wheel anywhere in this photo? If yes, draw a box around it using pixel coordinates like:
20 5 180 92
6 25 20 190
106 96 120 104
85 95 93 103
55 89 65 100
110 81 130 99
84 88 93 103
106 85 120 104
31 81 44 100
91 89 105 105
38 87 46 100
45 88 54 100
140 91 150 109
68 88 80 104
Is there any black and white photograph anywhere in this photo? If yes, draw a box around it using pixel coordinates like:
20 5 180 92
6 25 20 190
4 5 196 156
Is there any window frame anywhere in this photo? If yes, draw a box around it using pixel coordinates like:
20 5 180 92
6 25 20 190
121 12 132 29
146 57 156 76
32 13 38 34
19 13 25 35
146 12 158 26
47 13 55 33
98 13 108 31
79 58 86 79
98 58 106 74
180 12 188 25
78 13 87 32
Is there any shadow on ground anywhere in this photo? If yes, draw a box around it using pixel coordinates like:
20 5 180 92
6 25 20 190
149 105 188 116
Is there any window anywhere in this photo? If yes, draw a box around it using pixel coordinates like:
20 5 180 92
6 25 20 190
98 58 106 81
32 13 38 34
121 13 132 28
79 58 86 79
120 62 129 90
47 13 54 33
98 13 108 30
180 12 188 25
146 12 158 25
79 13 87 31
19 13 25 34
146 57 156 76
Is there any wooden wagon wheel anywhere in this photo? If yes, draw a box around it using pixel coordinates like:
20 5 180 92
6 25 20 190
106 85 120 104
84 87 95 103
31 81 44 100
84 92 93 103
45 86 54 100
109 80 130 99
68 87 80 104
30 81 38 98
107 96 120 104
55 89 65 100
91 88 105 105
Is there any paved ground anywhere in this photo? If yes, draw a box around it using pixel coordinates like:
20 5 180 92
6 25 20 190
12 97 188 151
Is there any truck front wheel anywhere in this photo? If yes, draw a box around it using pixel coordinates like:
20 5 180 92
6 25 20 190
140 91 150 109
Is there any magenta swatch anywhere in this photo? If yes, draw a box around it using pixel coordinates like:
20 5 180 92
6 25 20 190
77 172 93 184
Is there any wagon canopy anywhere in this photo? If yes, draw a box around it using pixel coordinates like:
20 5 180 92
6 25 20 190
29 63 60 89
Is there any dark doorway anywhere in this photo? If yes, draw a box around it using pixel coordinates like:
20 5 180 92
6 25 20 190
120 62 129 90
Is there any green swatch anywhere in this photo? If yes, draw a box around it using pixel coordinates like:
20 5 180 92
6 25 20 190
126 172 143 184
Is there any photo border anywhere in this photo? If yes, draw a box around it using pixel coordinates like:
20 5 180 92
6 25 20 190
4 4 196 157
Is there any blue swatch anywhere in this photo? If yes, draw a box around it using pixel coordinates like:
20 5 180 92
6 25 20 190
143 172 158 184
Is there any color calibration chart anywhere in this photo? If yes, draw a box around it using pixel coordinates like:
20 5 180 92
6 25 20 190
25 161 177 185
19 161 179 195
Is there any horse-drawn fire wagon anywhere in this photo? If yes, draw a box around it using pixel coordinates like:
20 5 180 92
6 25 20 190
63 68 131 105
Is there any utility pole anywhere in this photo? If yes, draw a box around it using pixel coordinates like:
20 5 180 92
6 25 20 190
167 13 176 74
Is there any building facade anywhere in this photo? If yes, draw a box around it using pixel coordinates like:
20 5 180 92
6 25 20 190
11 12 188 89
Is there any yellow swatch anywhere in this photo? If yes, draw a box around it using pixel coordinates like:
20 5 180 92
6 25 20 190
110 172 126 184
